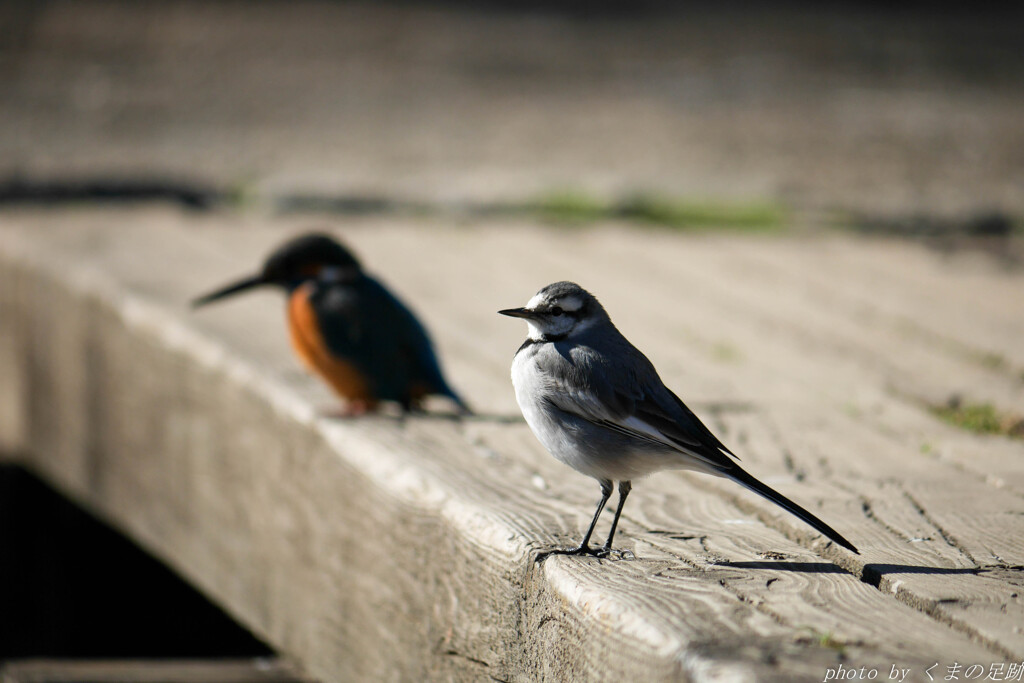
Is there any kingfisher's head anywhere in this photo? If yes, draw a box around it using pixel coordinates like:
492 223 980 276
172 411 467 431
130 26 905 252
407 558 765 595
192 232 362 307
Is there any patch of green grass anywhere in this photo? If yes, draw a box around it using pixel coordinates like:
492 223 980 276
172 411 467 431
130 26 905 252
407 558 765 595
618 193 787 231
973 351 1009 372
816 632 847 654
529 189 787 231
710 342 743 363
532 190 610 223
798 627 848 655
929 399 1024 438
224 179 258 208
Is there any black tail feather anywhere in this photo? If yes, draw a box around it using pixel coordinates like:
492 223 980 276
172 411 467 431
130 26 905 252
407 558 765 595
727 467 859 554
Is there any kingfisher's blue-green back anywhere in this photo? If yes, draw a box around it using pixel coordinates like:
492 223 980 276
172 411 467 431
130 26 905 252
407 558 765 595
307 272 468 411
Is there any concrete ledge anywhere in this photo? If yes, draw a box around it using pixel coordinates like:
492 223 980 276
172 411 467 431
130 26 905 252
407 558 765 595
0 221 749 680
2 211 1020 682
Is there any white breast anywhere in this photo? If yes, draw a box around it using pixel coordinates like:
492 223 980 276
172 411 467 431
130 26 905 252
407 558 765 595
511 346 594 474
511 348 548 433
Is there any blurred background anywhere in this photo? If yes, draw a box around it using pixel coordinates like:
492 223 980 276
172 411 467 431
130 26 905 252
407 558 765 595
1 0 1022 237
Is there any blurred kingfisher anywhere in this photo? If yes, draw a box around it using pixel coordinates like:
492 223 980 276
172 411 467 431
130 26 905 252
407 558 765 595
192 232 470 415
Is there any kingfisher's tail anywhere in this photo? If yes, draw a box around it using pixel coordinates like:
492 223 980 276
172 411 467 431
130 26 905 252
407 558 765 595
442 386 473 416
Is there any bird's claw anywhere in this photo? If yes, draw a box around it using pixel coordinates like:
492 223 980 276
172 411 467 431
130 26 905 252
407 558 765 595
321 400 379 419
535 544 633 563
590 546 636 561
342 401 374 417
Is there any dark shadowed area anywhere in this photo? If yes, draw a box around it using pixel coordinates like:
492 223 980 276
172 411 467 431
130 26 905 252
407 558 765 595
0 464 272 659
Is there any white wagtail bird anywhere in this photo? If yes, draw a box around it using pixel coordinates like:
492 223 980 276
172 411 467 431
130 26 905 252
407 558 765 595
499 281 858 560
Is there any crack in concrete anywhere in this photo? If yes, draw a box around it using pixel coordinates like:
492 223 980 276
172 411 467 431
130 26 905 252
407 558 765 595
899 488 978 566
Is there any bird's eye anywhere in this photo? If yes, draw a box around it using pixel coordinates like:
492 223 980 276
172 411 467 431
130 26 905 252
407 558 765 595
550 306 564 316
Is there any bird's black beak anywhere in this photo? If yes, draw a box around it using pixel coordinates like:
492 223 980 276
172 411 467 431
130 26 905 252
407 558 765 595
498 307 536 319
191 274 269 308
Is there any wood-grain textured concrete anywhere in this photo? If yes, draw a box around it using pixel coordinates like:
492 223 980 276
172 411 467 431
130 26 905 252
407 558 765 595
1 209 1022 681
0 659 308 683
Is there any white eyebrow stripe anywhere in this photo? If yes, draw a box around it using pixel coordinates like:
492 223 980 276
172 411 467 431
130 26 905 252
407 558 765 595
527 292 584 312
560 295 583 311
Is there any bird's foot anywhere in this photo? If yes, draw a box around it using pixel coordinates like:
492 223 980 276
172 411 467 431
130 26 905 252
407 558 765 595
587 545 636 561
607 548 635 561
323 400 378 419
535 545 598 563
535 544 636 563
536 543 632 563
344 401 373 416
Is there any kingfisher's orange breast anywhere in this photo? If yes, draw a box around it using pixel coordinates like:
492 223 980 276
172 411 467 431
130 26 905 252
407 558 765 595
287 284 374 405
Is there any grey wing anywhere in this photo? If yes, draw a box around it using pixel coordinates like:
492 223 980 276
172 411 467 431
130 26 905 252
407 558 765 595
542 343 739 474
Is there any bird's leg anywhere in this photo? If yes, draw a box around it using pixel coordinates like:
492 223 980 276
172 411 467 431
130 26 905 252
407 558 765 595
573 480 612 552
536 480 612 563
594 480 632 558
335 399 376 417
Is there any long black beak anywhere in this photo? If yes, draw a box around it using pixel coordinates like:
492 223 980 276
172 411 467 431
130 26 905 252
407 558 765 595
498 307 536 319
192 274 268 308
